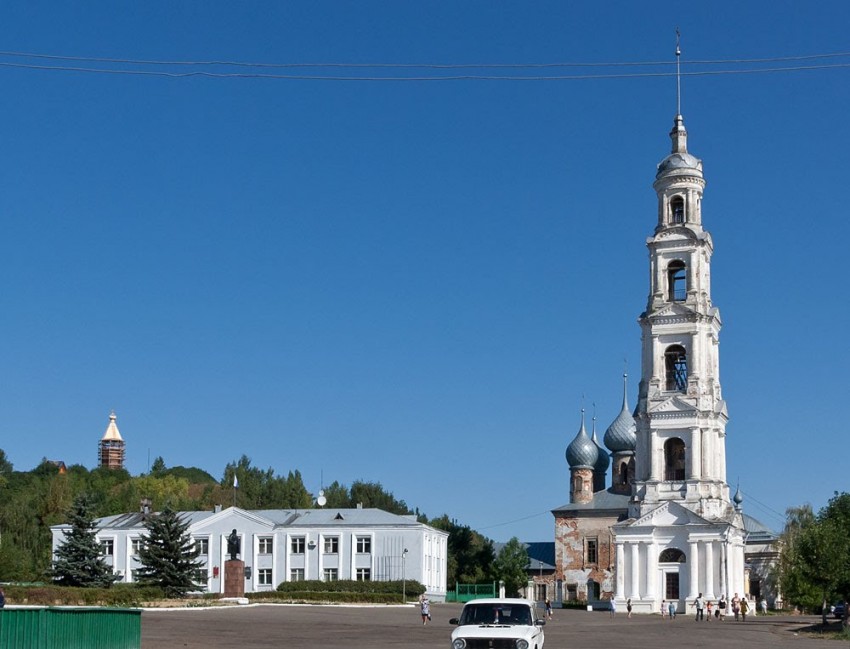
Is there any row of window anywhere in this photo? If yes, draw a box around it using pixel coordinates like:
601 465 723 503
101 535 373 557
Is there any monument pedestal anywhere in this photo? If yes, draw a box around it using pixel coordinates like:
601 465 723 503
224 559 245 597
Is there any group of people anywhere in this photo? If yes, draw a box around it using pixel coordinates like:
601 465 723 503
681 593 766 621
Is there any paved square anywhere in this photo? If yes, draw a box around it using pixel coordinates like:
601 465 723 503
141 603 824 648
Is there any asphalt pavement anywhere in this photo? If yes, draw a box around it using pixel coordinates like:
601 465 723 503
141 602 832 649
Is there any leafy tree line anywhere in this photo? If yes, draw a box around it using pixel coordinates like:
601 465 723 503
0 448 501 587
777 491 850 626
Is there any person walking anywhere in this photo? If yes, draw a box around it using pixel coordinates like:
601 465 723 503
627 599 632 618
661 599 667 619
609 596 617 618
731 593 741 622
706 600 713 621
740 597 749 621
545 598 553 620
694 593 705 621
420 595 431 625
717 595 727 621
668 600 677 619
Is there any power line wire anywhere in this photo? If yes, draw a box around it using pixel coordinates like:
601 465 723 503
1 60 849 81
1 49 849 69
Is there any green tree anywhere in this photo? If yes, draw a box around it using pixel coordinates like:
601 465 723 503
150 456 167 476
492 537 529 597
429 515 494 585
51 494 117 587
136 506 204 597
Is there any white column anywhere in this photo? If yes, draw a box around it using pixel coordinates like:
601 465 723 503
719 538 728 598
630 543 640 599
688 540 699 599
615 543 625 598
645 542 658 600
689 428 701 479
705 541 715 599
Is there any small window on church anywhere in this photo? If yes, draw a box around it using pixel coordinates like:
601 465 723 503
667 261 687 301
664 438 686 481
664 345 688 391
585 538 598 564
671 196 685 224
618 461 628 485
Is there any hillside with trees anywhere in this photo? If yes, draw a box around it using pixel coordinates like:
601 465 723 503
0 448 494 586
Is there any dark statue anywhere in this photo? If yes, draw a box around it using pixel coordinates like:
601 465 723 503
227 529 240 560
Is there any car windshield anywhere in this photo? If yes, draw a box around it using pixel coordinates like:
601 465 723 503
460 603 533 626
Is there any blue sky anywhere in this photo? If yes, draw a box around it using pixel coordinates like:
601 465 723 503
1 2 848 541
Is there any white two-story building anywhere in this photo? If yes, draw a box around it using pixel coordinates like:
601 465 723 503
51 505 449 600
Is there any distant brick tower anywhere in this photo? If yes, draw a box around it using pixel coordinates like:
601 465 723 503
98 411 125 470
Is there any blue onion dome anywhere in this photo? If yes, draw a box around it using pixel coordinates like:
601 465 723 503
566 410 599 469
590 416 610 473
733 485 744 508
604 374 637 453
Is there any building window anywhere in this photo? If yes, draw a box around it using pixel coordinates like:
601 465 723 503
671 196 685 224
323 568 338 581
323 537 339 554
291 537 305 554
667 260 687 301
664 439 687 481
259 537 273 554
290 568 305 582
664 345 688 391
585 538 598 564
100 539 114 556
131 538 144 555
258 568 273 586
566 583 578 601
356 536 371 554
195 538 209 556
665 572 680 600
536 584 547 601
356 568 371 581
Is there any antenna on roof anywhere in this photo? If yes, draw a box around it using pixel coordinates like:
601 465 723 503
675 28 682 116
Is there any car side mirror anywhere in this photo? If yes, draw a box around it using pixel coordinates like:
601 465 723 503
536 619 546 626
449 618 459 625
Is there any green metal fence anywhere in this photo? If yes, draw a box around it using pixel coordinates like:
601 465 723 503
445 582 497 603
0 607 141 649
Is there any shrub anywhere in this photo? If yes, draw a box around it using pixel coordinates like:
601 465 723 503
275 579 425 596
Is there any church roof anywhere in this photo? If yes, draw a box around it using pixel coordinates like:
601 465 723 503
551 488 630 514
101 411 123 442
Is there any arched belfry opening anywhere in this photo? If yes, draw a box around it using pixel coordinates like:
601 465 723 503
667 260 687 301
664 438 686 481
670 196 685 224
664 345 688 391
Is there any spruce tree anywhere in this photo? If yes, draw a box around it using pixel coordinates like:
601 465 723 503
52 493 117 587
136 506 204 598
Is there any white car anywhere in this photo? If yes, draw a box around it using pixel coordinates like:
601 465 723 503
449 598 545 649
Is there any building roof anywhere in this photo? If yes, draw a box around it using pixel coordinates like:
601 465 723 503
101 411 123 442
742 513 779 543
53 506 444 534
491 541 556 571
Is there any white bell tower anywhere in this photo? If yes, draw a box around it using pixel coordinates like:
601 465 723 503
630 111 732 520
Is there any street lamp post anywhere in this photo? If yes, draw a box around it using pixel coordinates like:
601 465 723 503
402 548 409 603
